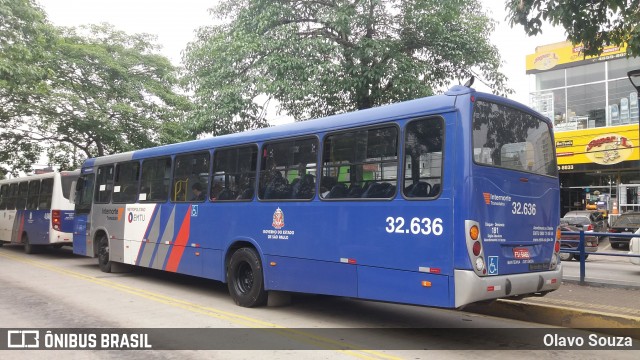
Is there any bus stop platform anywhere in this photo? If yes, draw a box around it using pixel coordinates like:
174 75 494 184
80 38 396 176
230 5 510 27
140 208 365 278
465 280 640 337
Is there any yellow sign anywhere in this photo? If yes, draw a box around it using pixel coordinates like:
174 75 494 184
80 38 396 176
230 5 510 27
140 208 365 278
555 125 640 166
526 41 628 73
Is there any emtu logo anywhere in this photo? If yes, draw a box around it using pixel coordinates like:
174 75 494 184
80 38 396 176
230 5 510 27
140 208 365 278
483 193 491 205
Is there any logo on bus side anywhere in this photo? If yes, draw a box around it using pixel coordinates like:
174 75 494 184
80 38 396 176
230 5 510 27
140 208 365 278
483 192 511 207
272 207 285 229
102 208 124 221
262 208 295 240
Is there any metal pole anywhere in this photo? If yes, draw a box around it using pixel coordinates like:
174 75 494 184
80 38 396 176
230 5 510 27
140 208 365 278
579 230 586 285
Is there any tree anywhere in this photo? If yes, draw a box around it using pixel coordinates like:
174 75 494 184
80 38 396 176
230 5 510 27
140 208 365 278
11 24 194 170
183 0 510 135
39 24 193 163
506 0 640 57
0 0 56 176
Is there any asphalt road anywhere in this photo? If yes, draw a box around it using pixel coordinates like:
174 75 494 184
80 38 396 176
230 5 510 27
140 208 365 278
0 245 637 359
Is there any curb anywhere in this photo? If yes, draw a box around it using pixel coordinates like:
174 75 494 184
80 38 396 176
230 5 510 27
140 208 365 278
562 276 640 290
465 299 640 338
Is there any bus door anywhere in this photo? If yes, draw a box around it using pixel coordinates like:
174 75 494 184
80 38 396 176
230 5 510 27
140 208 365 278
73 173 95 256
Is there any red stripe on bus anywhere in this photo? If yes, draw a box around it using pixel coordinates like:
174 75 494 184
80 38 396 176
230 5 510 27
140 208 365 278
17 213 25 243
165 207 192 272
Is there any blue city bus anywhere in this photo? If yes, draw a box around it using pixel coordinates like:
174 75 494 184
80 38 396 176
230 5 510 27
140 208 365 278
73 84 562 308
0 170 79 253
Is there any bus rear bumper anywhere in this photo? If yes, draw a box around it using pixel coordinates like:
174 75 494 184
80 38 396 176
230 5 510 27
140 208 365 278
454 264 562 308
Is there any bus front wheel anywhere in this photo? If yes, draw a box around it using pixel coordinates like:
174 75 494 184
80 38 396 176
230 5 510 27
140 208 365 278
227 247 267 307
97 235 112 273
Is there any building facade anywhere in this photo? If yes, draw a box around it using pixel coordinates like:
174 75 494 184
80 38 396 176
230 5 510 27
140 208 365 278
527 41 640 217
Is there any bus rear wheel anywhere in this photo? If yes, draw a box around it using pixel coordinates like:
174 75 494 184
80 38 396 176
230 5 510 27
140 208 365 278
573 254 588 261
227 247 267 307
559 251 573 261
23 234 36 254
97 235 112 273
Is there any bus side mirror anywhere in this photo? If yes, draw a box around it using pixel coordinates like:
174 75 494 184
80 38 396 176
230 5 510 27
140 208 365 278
628 69 640 92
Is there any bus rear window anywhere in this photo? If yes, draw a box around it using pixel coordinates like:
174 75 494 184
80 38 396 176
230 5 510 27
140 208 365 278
472 101 557 177
61 174 79 200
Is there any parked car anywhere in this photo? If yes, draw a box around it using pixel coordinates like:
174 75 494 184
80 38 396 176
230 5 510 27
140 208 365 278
629 228 640 266
560 210 608 235
559 224 598 261
608 212 640 249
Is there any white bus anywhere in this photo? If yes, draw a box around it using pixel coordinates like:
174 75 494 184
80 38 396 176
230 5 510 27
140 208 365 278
0 170 79 253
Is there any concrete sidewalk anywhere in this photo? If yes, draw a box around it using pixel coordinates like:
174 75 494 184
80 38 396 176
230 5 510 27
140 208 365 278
466 280 640 337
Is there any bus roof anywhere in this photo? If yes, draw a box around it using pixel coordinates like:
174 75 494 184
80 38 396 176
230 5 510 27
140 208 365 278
83 87 539 166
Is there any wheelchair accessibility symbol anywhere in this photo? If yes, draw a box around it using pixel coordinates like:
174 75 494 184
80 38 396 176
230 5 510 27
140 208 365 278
488 256 499 275
191 205 198 217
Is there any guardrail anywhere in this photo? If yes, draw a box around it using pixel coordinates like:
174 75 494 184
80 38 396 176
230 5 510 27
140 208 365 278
560 230 640 285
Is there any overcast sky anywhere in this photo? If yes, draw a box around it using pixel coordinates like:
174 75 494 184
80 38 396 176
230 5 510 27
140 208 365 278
37 0 567 117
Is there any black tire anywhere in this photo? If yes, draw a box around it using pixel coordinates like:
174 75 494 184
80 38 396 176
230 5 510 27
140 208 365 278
611 242 619 249
227 247 267 307
97 235 112 273
52 244 64 249
559 251 573 262
23 233 36 254
573 254 588 261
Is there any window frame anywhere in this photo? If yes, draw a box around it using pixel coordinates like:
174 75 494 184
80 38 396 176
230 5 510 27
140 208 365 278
94 165 115 204
26 180 41 210
139 157 172 203
258 135 320 202
39 178 54 210
320 123 400 201
171 151 211 203
211 144 259 202
112 161 141 204
401 116 445 201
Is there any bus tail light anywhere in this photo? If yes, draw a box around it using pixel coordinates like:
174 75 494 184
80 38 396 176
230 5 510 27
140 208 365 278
52 210 61 231
472 241 481 256
465 220 486 276
550 226 561 269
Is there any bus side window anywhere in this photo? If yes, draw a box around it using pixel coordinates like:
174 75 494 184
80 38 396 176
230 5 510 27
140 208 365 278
94 165 114 204
39 178 53 210
211 145 258 202
140 157 171 203
0 184 8 210
16 181 28 210
6 183 18 210
113 162 140 204
172 152 210 203
27 180 40 210
322 126 398 199
259 138 317 201
403 117 444 199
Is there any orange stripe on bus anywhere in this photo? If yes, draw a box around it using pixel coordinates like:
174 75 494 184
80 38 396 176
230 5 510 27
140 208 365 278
165 207 192 272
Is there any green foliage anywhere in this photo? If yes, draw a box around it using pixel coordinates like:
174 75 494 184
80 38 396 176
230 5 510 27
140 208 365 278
0 0 56 175
183 0 509 134
0 0 194 173
40 24 193 163
506 0 640 57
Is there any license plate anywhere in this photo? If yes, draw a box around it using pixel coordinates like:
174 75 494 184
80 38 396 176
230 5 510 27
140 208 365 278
513 247 530 259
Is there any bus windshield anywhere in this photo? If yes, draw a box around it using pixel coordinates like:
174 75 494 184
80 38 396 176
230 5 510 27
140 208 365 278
472 100 557 177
